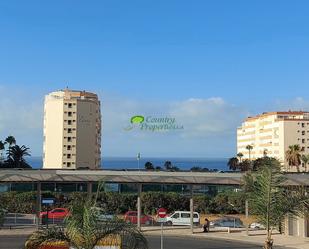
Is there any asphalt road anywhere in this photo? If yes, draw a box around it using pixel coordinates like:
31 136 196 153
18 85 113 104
0 235 28 249
0 234 295 249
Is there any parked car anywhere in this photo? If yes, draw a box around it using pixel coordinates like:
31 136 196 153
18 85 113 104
209 217 244 228
249 222 265 229
165 211 200 226
39 208 70 220
91 207 116 221
124 211 153 225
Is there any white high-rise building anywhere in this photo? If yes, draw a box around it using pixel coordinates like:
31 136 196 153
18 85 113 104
237 111 309 172
43 89 101 169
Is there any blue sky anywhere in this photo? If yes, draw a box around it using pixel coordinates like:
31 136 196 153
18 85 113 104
1 1 309 157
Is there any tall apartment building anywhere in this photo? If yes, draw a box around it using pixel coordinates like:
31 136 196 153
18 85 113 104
43 89 101 169
237 111 309 172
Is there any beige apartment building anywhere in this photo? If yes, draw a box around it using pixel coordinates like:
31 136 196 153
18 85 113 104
237 111 309 172
43 89 101 169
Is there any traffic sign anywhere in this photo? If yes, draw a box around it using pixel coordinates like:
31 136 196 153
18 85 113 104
42 198 55 205
157 208 167 218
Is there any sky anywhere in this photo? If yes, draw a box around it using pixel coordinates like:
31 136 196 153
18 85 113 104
1 0 309 157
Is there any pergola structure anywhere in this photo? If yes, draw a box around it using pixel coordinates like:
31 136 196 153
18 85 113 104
1 169 309 232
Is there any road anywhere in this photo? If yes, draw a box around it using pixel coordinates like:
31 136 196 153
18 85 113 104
0 234 296 249
146 235 294 249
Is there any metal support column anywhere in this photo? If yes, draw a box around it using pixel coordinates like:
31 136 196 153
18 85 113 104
137 184 142 230
190 185 194 234
87 182 93 197
36 182 41 227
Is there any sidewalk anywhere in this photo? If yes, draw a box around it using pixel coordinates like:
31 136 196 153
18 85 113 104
0 227 36 236
142 227 309 249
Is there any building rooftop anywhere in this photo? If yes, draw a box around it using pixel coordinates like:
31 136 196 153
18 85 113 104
245 111 309 122
0 170 308 186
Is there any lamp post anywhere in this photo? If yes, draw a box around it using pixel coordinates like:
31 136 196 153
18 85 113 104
137 152 141 171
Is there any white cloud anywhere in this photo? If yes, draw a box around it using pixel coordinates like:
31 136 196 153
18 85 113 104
0 85 43 155
168 97 247 138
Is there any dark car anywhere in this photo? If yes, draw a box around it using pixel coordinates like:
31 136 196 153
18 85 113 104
209 217 244 228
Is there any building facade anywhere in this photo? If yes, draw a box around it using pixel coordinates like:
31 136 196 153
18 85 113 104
237 111 309 171
43 89 101 169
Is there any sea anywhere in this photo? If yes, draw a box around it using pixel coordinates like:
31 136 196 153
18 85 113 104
27 157 229 171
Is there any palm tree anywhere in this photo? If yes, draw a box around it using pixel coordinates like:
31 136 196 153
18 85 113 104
285 145 302 172
5 135 16 148
227 157 239 171
301 154 309 172
25 198 148 249
6 145 31 168
244 157 309 249
5 136 16 158
236 152 243 163
246 145 253 161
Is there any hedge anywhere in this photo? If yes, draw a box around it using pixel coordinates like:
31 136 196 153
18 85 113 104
0 191 246 215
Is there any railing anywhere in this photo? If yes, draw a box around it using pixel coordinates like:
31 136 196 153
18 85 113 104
3 213 37 228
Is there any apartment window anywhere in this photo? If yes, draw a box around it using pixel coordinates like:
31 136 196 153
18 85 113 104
302 139 305 143
67 145 71 150
68 103 72 108
67 162 71 167
63 154 66 156
297 130 300 133
67 154 71 159
63 162 66 165
302 123 305 128
68 120 72 125
301 147 305 152
68 112 72 117
302 131 306 135
63 145 66 147
67 137 72 142
68 128 72 133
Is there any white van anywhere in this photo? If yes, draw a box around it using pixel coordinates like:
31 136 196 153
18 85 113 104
165 211 200 226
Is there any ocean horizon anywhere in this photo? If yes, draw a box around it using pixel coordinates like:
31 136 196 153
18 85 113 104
27 156 229 171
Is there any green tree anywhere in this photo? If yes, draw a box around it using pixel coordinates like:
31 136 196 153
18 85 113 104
164 161 173 171
227 157 239 171
144 162 154 171
244 157 309 249
5 145 31 168
285 145 302 172
301 154 309 172
190 166 202 172
252 157 272 171
239 159 251 172
25 198 148 249
0 140 5 163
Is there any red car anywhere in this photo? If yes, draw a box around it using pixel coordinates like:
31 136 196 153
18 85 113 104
124 211 153 225
39 208 70 219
